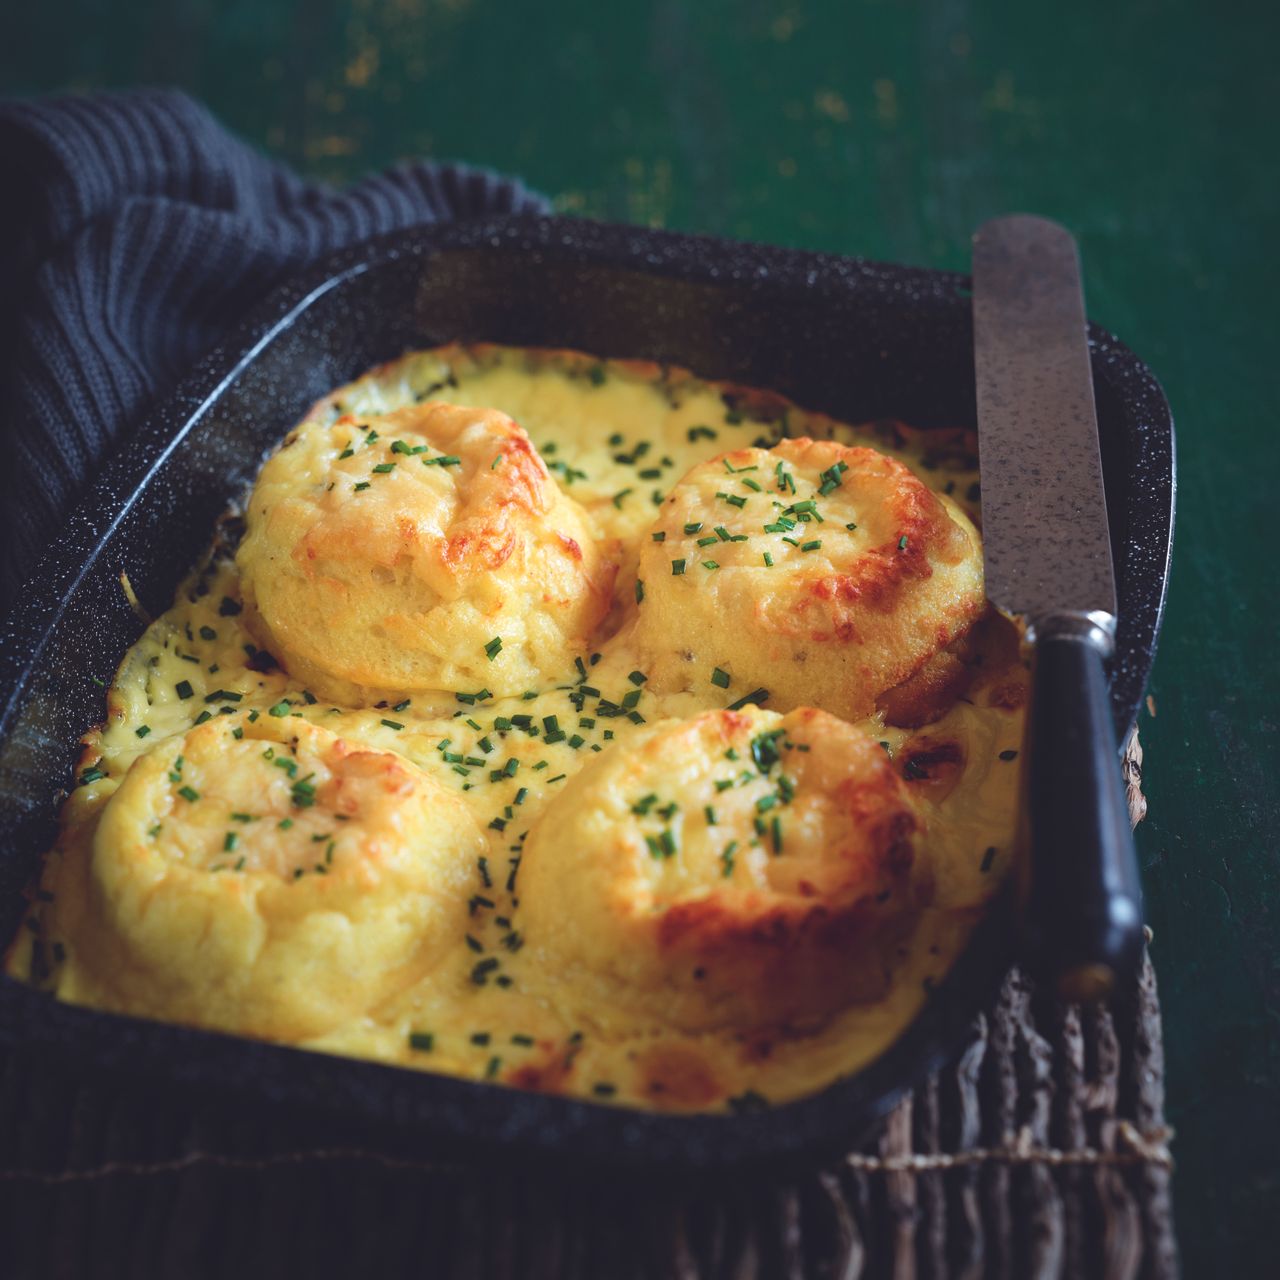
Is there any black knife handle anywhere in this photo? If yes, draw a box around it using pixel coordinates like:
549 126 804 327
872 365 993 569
1022 615 1144 1002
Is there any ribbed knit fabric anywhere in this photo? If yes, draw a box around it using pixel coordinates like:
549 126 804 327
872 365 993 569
0 89 551 610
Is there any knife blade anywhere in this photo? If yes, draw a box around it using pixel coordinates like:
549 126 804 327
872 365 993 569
972 214 1144 1002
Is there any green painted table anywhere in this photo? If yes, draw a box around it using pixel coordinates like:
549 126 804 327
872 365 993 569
6 1 1278 1272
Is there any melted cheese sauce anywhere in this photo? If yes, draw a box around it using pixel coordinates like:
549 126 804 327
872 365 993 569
6 346 1027 1113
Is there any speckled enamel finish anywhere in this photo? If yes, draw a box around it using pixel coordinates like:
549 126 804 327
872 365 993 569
0 217 1175 1174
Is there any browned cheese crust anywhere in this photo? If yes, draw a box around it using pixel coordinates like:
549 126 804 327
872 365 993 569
632 437 986 722
237 401 616 705
518 705 931 1035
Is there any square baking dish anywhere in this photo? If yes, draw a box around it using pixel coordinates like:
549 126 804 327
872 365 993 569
0 217 1174 1174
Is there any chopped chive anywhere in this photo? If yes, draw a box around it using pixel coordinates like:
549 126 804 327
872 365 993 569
801 540 822 552
175 680 194 700
711 667 730 688
635 579 645 604
762 551 774 566
727 688 770 711
408 1031 434 1052
671 558 686 576
721 840 738 876
380 719 404 731
683 521 704 534
223 832 239 852
484 636 503 661
268 700 291 717
353 481 371 491
135 725 151 738
177 785 199 802
651 531 666 542
898 534 908 550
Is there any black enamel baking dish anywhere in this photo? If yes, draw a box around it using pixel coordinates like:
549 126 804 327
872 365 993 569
0 216 1174 1175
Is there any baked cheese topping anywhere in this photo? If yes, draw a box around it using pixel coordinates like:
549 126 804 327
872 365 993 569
6 344 1027 1114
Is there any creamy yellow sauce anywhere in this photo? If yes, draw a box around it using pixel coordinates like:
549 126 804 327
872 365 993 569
6 346 1026 1113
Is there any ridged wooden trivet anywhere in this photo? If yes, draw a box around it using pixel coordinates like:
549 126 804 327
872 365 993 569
0 729 1174 1279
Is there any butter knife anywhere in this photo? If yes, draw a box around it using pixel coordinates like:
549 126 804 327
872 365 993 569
972 214 1144 1002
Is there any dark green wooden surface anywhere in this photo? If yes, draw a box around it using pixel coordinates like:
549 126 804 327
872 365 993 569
6 1 1278 1273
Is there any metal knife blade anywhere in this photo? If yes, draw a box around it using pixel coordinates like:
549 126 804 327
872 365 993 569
972 215 1117 636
